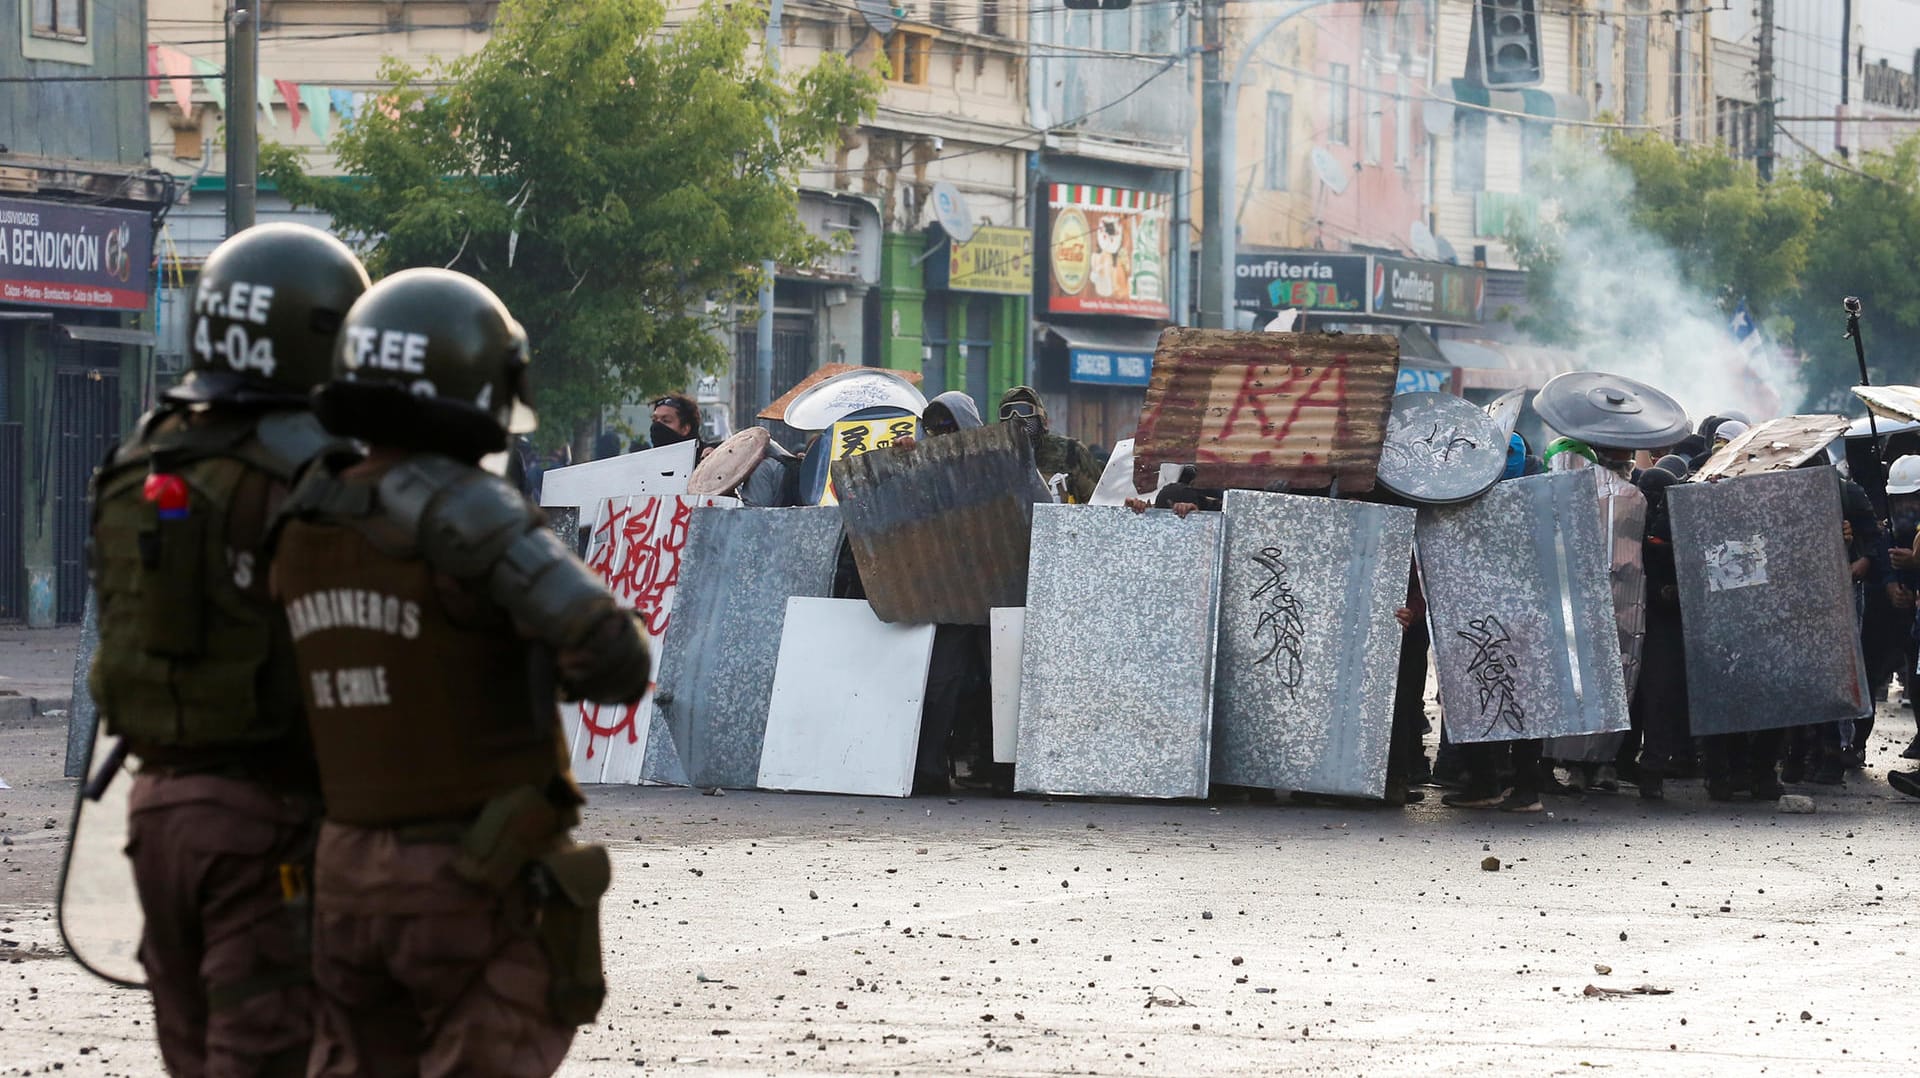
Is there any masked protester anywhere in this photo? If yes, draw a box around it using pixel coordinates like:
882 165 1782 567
87 223 369 1076
998 386 1101 504
270 269 651 1076
649 393 703 450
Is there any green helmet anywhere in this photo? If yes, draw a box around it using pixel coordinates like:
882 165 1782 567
171 222 370 405
316 268 533 458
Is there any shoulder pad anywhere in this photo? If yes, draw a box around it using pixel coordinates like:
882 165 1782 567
384 456 540 580
105 407 179 470
250 411 342 480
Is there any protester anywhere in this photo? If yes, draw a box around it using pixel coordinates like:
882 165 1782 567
999 386 1101 503
1630 464 1690 799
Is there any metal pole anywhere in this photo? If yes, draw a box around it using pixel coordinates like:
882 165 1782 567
754 0 784 414
1757 0 1776 182
226 0 258 233
1198 0 1228 329
1844 296 1879 442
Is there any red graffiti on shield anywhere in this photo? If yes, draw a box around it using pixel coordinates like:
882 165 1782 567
572 496 699 759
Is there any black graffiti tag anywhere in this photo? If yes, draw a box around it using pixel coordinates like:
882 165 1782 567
1457 614 1527 737
1250 546 1306 699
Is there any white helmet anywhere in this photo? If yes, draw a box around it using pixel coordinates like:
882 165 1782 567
1888 455 1920 495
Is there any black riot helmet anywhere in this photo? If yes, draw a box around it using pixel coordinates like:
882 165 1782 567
170 222 371 406
314 268 534 460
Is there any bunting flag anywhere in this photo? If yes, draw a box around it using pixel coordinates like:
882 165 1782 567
155 47 196 116
257 75 277 130
275 79 304 132
329 88 358 128
190 56 225 111
300 84 333 141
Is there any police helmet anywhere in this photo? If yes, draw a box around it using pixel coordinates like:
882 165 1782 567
314 268 534 459
170 223 370 406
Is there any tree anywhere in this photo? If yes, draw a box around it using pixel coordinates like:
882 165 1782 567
1784 138 1920 410
263 0 878 445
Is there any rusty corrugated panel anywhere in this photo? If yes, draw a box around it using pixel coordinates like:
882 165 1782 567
1132 329 1400 494
1695 414 1851 481
758 364 924 422
832 423 1052 625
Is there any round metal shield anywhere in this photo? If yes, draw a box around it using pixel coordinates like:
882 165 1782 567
686 426 770 495
1533 371 1691 450
1376 392 1508 505
783 368 928 432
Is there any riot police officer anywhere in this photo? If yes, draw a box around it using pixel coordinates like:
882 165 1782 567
88 222 370 1075
269 268 649 1076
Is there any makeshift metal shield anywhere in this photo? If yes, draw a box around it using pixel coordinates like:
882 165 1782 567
1132 328 1399 495
781 368 928 431
1668 468 1871 735
1544 469 1647 762
648 506 844 789
833 422 1053 625
1376 392 1508 505
1015 505 1223 798
1695 415 1852 482
759 363 925 424
57 727 146 987
1534 372 1690 450
1416 470 1632 744
1213 491 1416 798
687 426 770 495
1485 389 1526 440
1852 384 1920 425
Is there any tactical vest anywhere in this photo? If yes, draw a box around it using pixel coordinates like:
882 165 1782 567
273 494 580 826
89 409 326 757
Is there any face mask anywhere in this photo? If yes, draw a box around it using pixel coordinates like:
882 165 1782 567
651 421 690 448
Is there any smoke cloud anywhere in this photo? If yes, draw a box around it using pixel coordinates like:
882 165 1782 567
1510 141 1800 422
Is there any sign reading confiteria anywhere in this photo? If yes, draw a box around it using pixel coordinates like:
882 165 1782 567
1046 184 1170 320
1370 255 1484 326
0 196 151 311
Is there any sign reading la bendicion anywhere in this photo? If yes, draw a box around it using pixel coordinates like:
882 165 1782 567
0 196 152 311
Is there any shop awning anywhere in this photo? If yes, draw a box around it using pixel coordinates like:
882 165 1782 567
1437 337 1577 391
1044 324 1165 388
1444 79 1591 122
60 324 156 347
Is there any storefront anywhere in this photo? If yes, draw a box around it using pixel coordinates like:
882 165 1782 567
1034 173 1177 450
0 193 157 624
917 223 1031 408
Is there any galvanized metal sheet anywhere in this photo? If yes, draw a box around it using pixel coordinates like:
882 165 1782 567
1015 505 1223 798
1132 328 1399 495
782 368 928 431
1213 491 1415 798
1544 470 1646 761
758 363 924 423
1669 468 1871 735
1486 389 1526 439
989 607 1024 764
833 422 1053 625
648 506 844 789
545 505 581 556
1534 371 1691 450
1853 384 1920 425
1694 414 1851 481
757 598 937 798
1376 392 1508 505
537 438 696 509
1416 470 1632 744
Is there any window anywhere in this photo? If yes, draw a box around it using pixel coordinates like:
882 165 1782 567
32 0 86 39
1394 75 1412 169
929 0 953 27
1265 92 1292 191
980 0 1002 38
886 29 934 86
1328 63 1351 145
1362 62 1382 165
1452 110 1487 194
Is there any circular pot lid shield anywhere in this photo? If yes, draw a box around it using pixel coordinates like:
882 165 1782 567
1376 392 1509 505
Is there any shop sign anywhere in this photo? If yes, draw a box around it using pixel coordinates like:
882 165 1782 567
1234 251 1368 314
1396 368 1450 395
1068 346 1153 387
1370 255 1484 326
0 196 152 311
930 226 1032 295
1046 183 1171 320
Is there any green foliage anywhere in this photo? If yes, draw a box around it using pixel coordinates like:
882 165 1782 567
262 0 877 444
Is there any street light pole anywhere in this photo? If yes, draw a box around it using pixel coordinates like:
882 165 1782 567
755 0 785 414
226 0 259 233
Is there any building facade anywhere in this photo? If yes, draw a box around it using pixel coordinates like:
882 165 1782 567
3 0 170 625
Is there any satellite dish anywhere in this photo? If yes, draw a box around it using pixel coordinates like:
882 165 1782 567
1310 147 1351 195
1421 99 1455 136
1409 220 1439 261
930 180 975 244
1434 233 1459 264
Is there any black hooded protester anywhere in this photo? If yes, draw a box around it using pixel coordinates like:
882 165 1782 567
1630 462 1691 798
998 386 1102 504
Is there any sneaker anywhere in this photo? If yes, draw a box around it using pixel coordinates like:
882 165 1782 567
1442 791 1504 809
1890 770 1920 799
1902 733 1920 760
1809 758 1846 786
1749 775 1786 801
1498 793 1545 813
1638 775 1665 801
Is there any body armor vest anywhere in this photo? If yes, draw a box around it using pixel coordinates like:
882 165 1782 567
89 409 323 767
273 483 580 826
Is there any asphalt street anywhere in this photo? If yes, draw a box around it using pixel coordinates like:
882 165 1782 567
3 701 1917 1076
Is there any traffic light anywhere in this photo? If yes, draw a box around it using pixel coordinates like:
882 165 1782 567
1471 0 1543 88
1062 0 1132 10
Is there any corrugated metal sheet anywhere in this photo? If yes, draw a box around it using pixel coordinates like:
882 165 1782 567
1852 385 1920 425
1132 329 1400 495
1695 414 1851 481
757 363 924 422
832 423 1052 626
